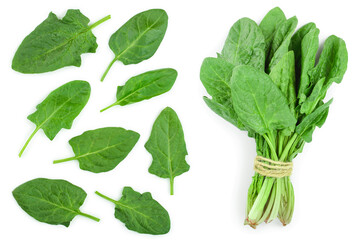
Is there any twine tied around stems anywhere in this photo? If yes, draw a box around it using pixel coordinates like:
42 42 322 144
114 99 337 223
254 156 293 178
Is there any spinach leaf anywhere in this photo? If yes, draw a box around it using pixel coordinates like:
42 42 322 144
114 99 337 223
12 10 110 73
101 68 177 112
300 77 325 115
220 18 266 70
230 65 296 135
267 17 298 71
200 57 246 130
19 80 90 157
145 107 189 195
308 35 348 85
289 23 317 81
95 187 170 235
259 7 286 57
296 99 332 142
269 51 296 115
200 57 234 102
13 178 99 226
203 97 240 128
101 9 168 81
294 27 320 103
300 36 347 112
53 127 140 173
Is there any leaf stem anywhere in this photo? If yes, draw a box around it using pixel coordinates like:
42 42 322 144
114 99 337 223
89 15 111 30
170 178 174 195
53 156 77 164
279 133 298 162
100 102 117 112
95 191 118 204
77 211 100 222
100 58 117 82
263 134 278 161
19 127 40 157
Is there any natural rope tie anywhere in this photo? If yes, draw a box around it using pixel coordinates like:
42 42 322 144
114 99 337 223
254 156 293 178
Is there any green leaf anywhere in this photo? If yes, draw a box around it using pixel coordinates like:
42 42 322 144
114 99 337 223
13 178 99 226
296 99 333 142
268 17 298 71
300 77 325 115
259 7 286 57
200 57 234 102
289 23 317 80
203 97 241 128
308 35 348 85
95 187 170 235
294 27 320 103
101 9 168 81
19 81 91 157
145 107 189 195
269 51 296 114
220 18 266 70
53 127 140 173
300 36 347 111
230 65 296 135
200 57 243 128
12 10 110 73
101 68 177 112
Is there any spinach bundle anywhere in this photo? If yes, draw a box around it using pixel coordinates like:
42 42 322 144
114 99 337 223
200 7 348 228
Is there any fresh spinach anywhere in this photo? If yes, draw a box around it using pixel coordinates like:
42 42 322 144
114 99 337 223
145 107 189 195
200 7 348 227
95 187 170 235
13 178 99 226
12 10 110 73
53 127 140 173
19 80 90 157
220 18 266 70
101 68 177 112
100 9 168 82
231 65 296 135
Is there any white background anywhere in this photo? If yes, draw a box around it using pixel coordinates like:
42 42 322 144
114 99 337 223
1 0 359 239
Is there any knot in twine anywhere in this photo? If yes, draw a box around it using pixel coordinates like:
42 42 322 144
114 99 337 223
254 156 293 178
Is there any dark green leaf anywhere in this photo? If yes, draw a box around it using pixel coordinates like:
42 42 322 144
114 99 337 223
269 51 296 114
12 10 110 73
221 18 266 70
300 36 347 111
289 23 317 80
203 97 242 129
200 57 234 102
296 99 332 142
145 107 189 195
13 178 99 226
259 7 286 57
53 127 140 173
268 17 298 71
101 9 168 81
295 27 320 103
95 187 170 235
308 35 348 85
19 81 91 157
300 77 325 115
230 65 296 135
101 68 177 112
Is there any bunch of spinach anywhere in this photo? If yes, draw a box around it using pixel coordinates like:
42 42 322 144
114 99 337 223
200 7 348 227
12 10 110 73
